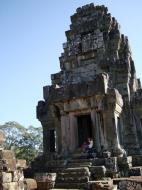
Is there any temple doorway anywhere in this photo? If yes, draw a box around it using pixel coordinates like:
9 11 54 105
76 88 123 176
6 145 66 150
77 114 93 147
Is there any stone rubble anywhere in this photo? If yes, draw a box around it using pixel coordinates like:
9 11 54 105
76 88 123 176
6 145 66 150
0 131 37 190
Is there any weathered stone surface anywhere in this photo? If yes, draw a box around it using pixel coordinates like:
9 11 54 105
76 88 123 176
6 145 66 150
24 178 37 190
0 172 12 183
16 159 27 169
36 181 55 190
128 167 142 177
34 172 56 182
118 178 142 190
132 155 142 167
118 156 132 169
2 182 19 190
0 150 15 160
92 158 105 166
105 157 118 175
54 182 89 189
12 170 24 182
90 166 106 180
3 159 17 172
91 180 117 190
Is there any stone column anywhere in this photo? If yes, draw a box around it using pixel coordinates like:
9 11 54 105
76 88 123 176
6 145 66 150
98 112 105 149
103 111 124 156
69 114 78 152
61 114 70 156
42 123 50 155
91 110 101 152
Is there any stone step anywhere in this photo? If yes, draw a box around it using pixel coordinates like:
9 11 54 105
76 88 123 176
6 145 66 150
46 160 68 168
55 167 91 187
91 184 117 190
55 182 90 189
51 189 82 190
68 159 93 163
56 176 89 183
114 177 142 190
89 180 117 190
64 167 90 173
56 167 90 180
128 166 142 176
67 162 92 168
89 166 106 180
132 155 142 167
71 153 88 159
92 158 105 166
57 171 90 178
47 168 67 173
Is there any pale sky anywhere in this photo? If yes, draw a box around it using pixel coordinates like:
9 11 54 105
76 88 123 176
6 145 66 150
0 0 142 127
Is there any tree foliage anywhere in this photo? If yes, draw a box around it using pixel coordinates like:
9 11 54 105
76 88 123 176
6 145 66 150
0 121 43 164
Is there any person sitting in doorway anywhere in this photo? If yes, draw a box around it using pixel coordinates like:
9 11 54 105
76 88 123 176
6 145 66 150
87 138 93 149
82 138 93 152
86 138 95 158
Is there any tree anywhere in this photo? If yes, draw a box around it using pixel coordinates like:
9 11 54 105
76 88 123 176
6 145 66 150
0 121 43 164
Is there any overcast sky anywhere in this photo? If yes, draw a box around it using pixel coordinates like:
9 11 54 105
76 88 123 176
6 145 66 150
0 0 142 127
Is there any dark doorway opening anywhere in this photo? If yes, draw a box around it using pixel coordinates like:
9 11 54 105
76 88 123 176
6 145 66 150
77 114 92 147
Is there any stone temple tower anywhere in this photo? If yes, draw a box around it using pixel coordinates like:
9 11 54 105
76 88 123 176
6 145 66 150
37 3 142 158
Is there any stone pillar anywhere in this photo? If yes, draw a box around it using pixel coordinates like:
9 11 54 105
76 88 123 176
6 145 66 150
42 124 50 154
61 114 70 156
103 111 124 156
69 114 78 152
113 113 123 153
91 110 101 152
98 112 105 149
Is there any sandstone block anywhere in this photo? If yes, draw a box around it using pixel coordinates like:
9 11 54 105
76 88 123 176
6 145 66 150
3 159 17 172
0 150 15 160
92 158 105 166
102 151 111 158
2 182 18 190
132 155 142 167
24 178 37 190
65 167 90 173
0 172 12 183
18 181 24 190
91 182 117 190
128 167 142 176
105 157 118 174
34 173 56 182
36 181 55 190
55 182 89 189
16 159 27 169
118 156 132 169
12 170 24 182
118 179 142 190
90 166 106 180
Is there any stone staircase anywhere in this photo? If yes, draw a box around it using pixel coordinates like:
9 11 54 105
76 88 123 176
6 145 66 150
55 167 90 189
40 154 118 189
31 153 142 189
